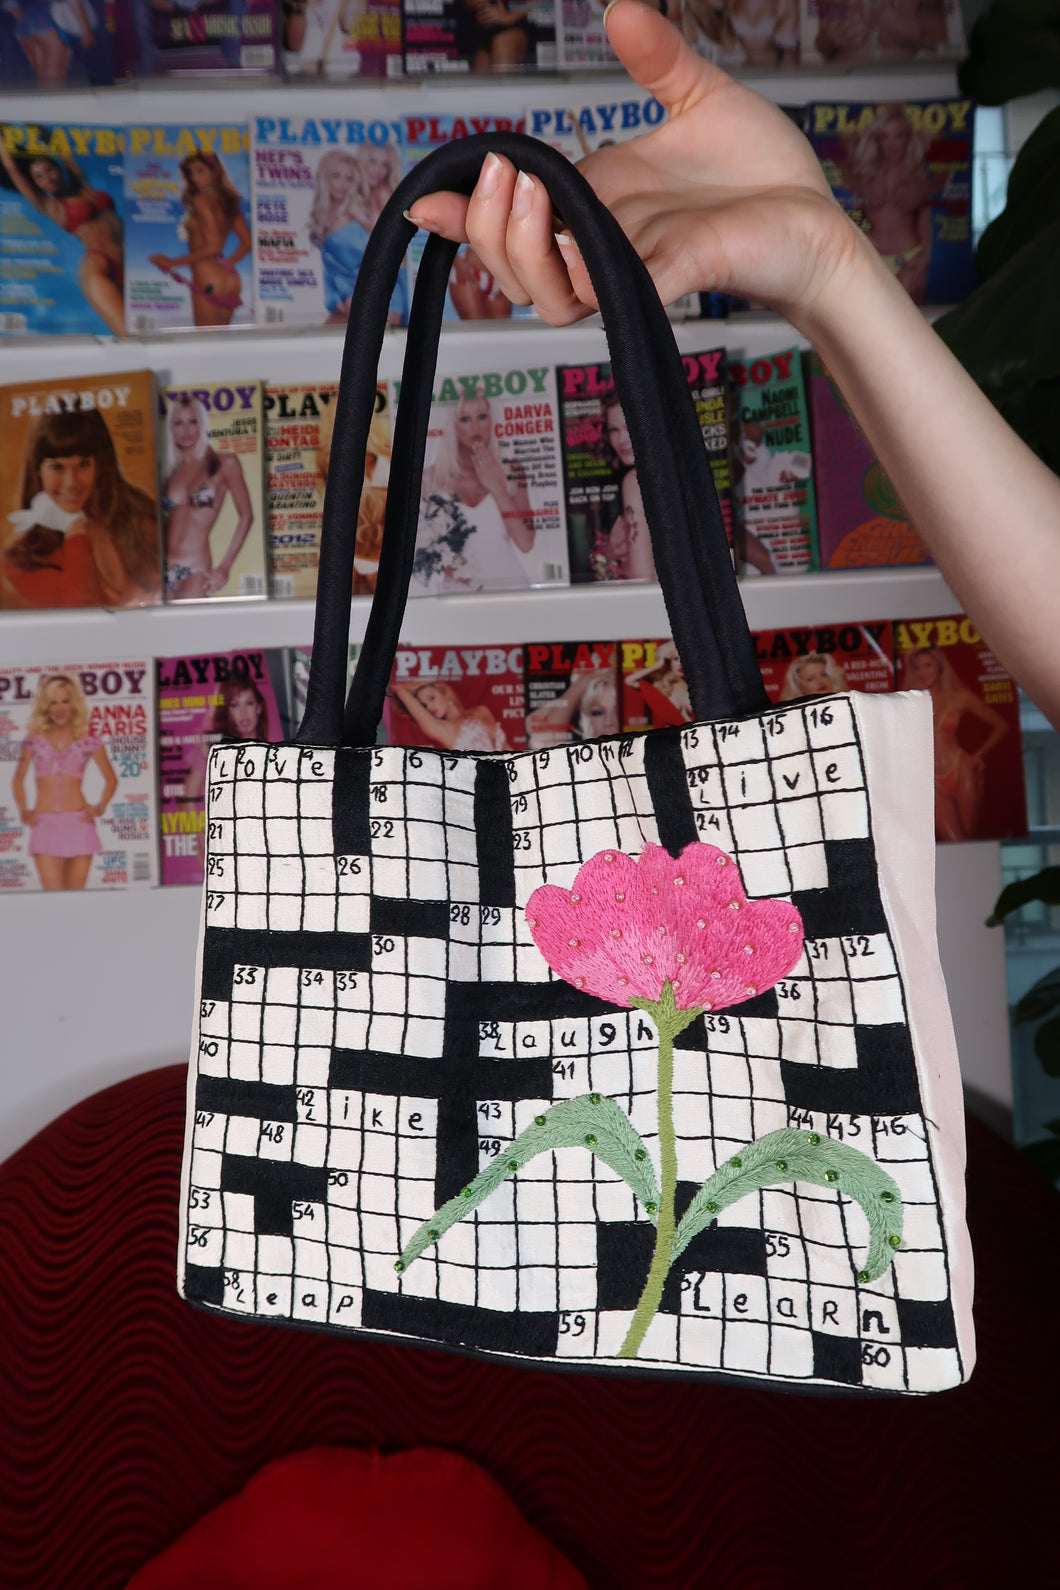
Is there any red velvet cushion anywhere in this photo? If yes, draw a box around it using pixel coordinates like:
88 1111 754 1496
126 1446 587 1589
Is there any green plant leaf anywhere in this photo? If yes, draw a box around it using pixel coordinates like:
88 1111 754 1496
1014 967 1060 1026
397 1094 660 1273
986 866 1060 925
1033 1013 1060 1075
672 1127 903 1282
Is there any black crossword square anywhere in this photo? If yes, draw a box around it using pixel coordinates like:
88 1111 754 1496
184 1263 225 1306
362 1289 561 1356
811 1331 864 1386
896 1297 958 1349
792 839 888 938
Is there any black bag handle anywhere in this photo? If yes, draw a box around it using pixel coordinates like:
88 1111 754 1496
297 132 769 750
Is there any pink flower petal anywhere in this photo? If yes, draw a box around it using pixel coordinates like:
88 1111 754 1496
526 843 803 1010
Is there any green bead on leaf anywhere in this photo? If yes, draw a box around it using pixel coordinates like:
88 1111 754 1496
672 1128 903 1284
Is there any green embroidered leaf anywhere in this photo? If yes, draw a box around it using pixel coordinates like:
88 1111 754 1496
671 1127 904 1283
397 1095 660 1273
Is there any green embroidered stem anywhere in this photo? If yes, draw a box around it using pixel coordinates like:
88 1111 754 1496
618 986 703 1360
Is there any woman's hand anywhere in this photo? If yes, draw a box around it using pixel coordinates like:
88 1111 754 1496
21 808 38 827
468 439 510 500
405 0 863 331
203 568 229 596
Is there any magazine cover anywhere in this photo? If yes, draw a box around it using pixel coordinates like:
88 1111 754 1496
403 112 531 323
252 114 405 329
407 364 569 597
801 0 965 65
158 381 267 602
0 122 124 338
0 1 113 85
157 649 292 886
805 351 931 569
281 0 400 76
528 88 665 156
264 381 337 599
558 354 729 583
124 124 253 334
0 371 162 612
113 0 278 75
524 640 619 749
557 0 615 66
730 346 819 576
754 621 895 702
0 658 157 893
680 0 799 68
684 345 735 562
265 380 389 597
620 638 693 732
895 614 1027 843
384 644 527 753
809 98 975 305
402 0 556 73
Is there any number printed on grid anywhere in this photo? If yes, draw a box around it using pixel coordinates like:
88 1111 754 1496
185 697 961 1392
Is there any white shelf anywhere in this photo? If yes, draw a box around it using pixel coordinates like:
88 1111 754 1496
0 64 961 124
0 565 960 666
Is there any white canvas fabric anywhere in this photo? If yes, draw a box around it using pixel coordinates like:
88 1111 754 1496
178 686 973 1394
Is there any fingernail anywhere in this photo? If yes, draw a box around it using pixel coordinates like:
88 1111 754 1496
554 232 574 249
478 152 502 199
512 170 534 220
602 0 621 25
403 209 435 232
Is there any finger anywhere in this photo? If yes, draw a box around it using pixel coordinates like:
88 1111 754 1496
604 0 724 115
504 173 597 324
552 231 598 314
464 153 533 306
404 191 471 243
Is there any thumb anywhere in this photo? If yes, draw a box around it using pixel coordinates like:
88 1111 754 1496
604 0 725 115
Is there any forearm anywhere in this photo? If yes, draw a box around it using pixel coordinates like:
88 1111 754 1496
800 235 1060 727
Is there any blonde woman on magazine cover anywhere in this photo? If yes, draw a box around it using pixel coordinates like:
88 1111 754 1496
148 149 251 330
162 396 254 600
406 0 1060 732
12 671 117 891
779 652 848 699
0 141 124 335
526 670 621 747
843 103 934 303
309 146 406 325
418 389 537 592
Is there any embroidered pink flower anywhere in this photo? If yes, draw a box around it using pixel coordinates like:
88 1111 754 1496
526 842 803 1012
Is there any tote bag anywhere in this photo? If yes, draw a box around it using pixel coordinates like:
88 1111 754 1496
179 134 974 1394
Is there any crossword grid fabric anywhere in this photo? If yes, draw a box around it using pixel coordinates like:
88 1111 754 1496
178 690 972 1392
